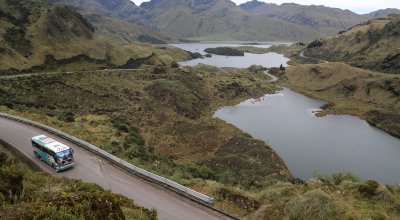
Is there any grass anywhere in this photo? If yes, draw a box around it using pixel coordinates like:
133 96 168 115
304 14 400 74
0 63 284 186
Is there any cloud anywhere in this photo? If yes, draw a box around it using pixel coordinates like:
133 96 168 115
131 0 400 14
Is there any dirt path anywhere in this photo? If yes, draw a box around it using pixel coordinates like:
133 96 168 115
262 70 278 82
300 51 328 63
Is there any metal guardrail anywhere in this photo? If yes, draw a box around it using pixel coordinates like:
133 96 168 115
0 113 214 205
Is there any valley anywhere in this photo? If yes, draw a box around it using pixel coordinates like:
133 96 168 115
1 0 400 219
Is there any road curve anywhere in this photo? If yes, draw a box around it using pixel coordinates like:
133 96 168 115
300 51 328 63
0 117 233 220
262 70 278 82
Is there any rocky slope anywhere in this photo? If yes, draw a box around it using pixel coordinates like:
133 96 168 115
239 0 369 37
303 14 400 73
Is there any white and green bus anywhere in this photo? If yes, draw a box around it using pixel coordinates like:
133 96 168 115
31 135 75 172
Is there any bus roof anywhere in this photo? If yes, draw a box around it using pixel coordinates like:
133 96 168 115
31 135 70 153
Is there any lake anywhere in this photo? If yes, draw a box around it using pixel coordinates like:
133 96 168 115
170 42 290 68
173 42 400 184
213 87 400 183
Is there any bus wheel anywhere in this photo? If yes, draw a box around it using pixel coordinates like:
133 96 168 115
39 155 43 161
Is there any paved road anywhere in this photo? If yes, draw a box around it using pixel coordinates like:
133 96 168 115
0 117 232 220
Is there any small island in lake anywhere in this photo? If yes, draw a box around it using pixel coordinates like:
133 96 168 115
204 47 245 56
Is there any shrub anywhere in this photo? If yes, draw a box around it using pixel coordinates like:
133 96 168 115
279 64 285 71
286 189 340 220
199 166 215 180
218 171 238 186
111 117 124 125
317 171 362 185
150 207 158 218
289 178 305 185
147 145 155 153
126 136 145 146
307 40 323 48
47 104 56 109
359 180 379 197
104 141 122 154
128 125 140 133
117 124 129 133
46 112 55 117
171 61 179 68
57 111 75 122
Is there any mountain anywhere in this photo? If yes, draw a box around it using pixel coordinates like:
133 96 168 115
239 0 369 37
303 14 400 73
40 0 179 44
138 0 323 41
0 0 187 74
57 0 322 41
364 8 400 18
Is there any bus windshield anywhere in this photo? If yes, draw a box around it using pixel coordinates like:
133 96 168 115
56 149 72 158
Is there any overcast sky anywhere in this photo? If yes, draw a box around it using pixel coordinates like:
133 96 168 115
130 0 400 14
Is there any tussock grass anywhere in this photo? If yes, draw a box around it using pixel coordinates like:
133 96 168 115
286 189 342 220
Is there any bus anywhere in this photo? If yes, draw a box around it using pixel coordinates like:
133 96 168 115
31 135 75 172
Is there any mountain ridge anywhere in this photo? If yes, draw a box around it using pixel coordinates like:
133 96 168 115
239 0 369 37
60 0 323 41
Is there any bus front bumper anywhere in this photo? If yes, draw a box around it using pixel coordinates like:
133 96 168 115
57 162 75 171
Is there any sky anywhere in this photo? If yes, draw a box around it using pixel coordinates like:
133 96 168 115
130 0 400 14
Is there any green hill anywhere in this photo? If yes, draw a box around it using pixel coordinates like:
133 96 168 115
239 0 369 38
0 0 188 74
364 8 400 18
303 14 400 73
40 0 179 44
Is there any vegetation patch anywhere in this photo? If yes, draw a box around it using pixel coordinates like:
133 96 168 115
201 134 293 189
204 47 244 56
138 35 167 44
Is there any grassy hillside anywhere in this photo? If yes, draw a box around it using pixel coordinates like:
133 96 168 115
274 62 400 137
0 0 189 74
40 0 179 44
364 8 400 18
0 144 159 220
239 0 369 38
304 14 400 74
